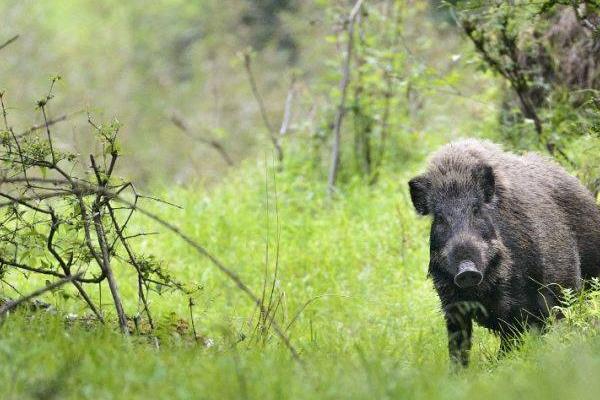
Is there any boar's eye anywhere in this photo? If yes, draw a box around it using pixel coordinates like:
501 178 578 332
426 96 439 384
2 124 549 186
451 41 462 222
472 203 482 215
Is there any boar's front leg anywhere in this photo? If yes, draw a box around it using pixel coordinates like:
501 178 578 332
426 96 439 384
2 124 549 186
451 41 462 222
445 309 473 367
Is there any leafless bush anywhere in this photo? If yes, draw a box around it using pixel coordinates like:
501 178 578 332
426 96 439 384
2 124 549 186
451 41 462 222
0 73 299 359
0 78 185 334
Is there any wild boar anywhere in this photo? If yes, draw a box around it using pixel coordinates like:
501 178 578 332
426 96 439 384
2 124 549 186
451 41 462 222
408 139 600 366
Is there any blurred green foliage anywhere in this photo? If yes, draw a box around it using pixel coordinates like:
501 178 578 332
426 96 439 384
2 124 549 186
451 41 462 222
1 0 328 183
1 0 496 186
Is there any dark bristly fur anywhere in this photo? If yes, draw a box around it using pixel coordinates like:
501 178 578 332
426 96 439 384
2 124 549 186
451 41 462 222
408 139 600 366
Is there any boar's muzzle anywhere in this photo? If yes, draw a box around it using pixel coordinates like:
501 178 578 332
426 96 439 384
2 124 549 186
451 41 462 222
454 260 483 288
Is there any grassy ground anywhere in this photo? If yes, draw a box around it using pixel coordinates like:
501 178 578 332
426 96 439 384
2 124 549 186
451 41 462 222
1 153 600 399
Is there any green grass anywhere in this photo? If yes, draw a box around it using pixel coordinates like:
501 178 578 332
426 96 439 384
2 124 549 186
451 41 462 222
1 158 600 399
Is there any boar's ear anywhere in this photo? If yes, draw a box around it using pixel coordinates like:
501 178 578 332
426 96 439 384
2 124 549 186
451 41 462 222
408 175 431 215
473 164 495 203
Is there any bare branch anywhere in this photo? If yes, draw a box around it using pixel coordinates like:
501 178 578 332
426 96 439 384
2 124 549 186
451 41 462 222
47 212 104 322
17 111 83 138
327 0 364 194
106 202 154 330
0 273 82 320
0 91 9 130
243 52 284 162
170 112 234 166
0 35 19 52
279 76 297 136
0 256 66 278
90 154 128 334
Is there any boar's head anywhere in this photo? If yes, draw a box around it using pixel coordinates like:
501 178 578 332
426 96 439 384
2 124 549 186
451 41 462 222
408 163 500 289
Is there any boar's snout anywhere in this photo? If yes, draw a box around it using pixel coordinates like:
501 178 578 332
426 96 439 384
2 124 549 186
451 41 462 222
454 260 483 289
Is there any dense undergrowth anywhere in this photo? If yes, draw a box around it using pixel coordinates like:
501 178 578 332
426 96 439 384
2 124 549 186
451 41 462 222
1 156 600 399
